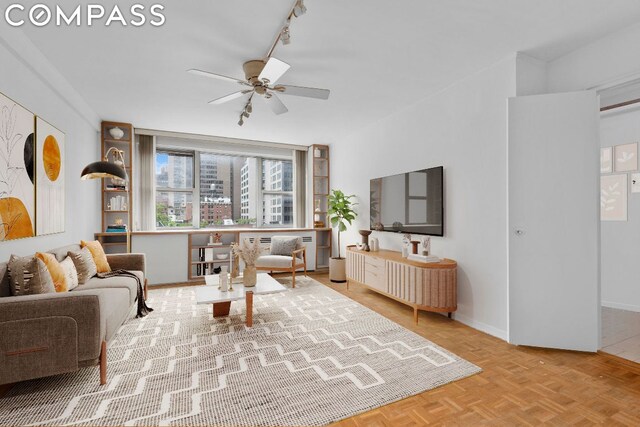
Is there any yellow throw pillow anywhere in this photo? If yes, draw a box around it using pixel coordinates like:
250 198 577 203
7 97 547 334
80 240 111 273
35 252 68 293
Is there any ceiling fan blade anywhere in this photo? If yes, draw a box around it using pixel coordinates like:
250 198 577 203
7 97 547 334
274 84 330 100
188 69 250 86
264 93 288 115
258 58 290 85
209 90 253 105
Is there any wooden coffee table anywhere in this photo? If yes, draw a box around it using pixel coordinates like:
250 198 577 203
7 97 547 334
194 273 287 327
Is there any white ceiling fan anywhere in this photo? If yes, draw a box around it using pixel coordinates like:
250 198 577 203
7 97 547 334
188 57 330 124
188 0 329 125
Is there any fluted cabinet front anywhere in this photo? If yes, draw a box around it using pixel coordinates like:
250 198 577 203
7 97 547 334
346 247 458 316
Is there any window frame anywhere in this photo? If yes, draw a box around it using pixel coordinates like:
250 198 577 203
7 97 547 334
155 149 197 229
154 149 296 229
259 158 294 228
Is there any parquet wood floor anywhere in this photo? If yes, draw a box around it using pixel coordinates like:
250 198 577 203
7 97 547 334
308 273 640 426
2 273 639 426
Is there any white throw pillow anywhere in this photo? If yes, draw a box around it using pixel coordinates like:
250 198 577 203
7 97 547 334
270 236 300 256
60 256 79 290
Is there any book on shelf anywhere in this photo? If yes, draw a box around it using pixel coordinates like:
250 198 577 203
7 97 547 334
106 184 127 191
106 224 128 233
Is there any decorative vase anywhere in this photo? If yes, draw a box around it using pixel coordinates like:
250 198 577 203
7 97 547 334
109 126 125 140
359 230 372 252
243 265 257 287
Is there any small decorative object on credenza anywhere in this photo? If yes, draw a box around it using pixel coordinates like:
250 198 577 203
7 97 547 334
328 189 357 283
421 236 431 256
401 233 411 258
231 238 261 287
370 237 379 252
358 229 372 252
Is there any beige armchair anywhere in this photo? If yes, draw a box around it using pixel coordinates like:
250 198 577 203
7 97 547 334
256 236 307 288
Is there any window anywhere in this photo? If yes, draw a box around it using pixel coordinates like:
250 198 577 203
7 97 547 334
155 150 295 229
199 153 251 227
155 151 194 227
261 159 293 227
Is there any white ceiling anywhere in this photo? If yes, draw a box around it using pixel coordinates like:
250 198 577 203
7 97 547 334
21 0 640 145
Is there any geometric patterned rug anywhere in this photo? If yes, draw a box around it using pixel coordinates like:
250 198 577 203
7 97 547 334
0 277 481 426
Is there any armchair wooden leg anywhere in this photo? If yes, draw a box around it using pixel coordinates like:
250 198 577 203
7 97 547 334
144 279 148 300
292 269 296 288
99 340 107 385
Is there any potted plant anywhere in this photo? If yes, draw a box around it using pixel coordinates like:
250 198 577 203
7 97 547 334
328 189 357 283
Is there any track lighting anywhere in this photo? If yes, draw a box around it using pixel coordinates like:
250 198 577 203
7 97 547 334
247 102 253 114
280 23 291 45
293 0 307 17
238 116 244 126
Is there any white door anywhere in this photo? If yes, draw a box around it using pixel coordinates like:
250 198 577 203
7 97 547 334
508 91 600 352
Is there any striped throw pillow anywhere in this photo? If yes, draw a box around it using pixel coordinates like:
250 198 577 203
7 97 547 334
7 255 56 296
67 247 97 284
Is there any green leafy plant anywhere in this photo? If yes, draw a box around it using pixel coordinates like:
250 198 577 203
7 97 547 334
328 189 357 259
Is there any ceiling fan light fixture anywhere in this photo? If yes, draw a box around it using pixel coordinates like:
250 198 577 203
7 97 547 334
293 0 307 17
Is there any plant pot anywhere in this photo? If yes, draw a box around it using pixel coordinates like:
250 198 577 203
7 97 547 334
329 257 347 283
243 265 257 287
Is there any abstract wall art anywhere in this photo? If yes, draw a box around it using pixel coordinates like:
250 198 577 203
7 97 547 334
0 92 35 241
35 117 65 235
600 147 612 174
614 142 638 172
601 174 627 221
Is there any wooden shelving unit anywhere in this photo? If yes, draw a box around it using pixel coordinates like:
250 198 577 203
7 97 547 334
96 121 134 254
311 144 331 271
188 231 239 281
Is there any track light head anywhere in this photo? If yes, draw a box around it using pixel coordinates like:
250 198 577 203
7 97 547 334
293 0 307 17
238 116 244 126
280 25 291 45
247 102 253 114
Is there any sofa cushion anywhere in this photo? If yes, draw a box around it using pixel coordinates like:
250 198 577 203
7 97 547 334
36 252 68 293
67 248 97 284
96 287 132 341
7 255 56 296
77 271 143 306
60 257 79 290
47 244 81 262
270 236 302 256
256 255 300 269
81 240 111 273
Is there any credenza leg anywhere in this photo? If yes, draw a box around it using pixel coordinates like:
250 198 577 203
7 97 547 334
413 307 419 324
346 280 349 290
448 312 452 319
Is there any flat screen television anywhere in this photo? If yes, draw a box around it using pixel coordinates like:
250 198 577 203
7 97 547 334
370 166 444 236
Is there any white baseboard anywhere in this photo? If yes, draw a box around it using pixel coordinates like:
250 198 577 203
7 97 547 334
602 300 640 313
452 313 508 341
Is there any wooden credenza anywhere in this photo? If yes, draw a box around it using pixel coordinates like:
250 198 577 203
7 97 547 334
346 246 457 323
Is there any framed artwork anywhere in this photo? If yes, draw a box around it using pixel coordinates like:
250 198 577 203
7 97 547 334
601 174 627 221
632 173 640 193
614 142 638 172
600 147 612 173
0 92 35 241
35 117 65 235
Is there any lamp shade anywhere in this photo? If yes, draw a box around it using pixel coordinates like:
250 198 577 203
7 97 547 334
81 161 128 180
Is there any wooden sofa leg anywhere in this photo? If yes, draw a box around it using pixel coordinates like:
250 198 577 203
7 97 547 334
100 340 107 385
144 279 148 300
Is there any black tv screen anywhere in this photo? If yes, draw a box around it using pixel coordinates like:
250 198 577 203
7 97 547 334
370 166 444 236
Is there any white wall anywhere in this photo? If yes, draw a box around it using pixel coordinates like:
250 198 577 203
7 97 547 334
0 28 101 260
600 106 640 312
332 55 518 340
548 22 640 92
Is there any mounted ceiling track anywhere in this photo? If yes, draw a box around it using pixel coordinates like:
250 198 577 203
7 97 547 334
591 73 640 112
187 0 330 126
